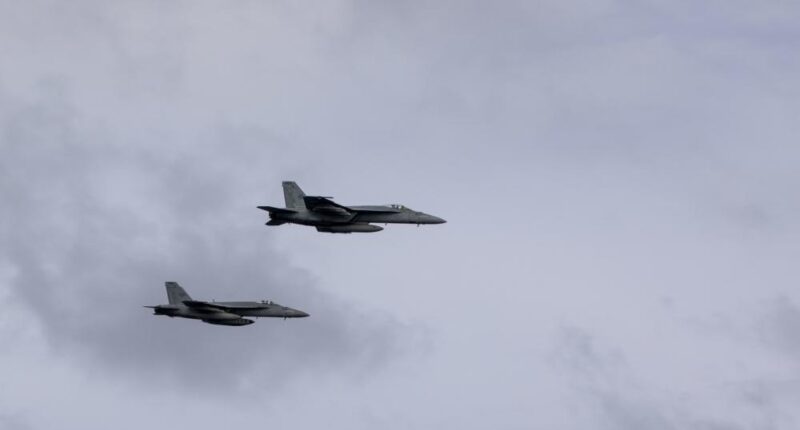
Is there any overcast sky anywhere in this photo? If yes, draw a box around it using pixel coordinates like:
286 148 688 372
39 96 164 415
2 1 800 429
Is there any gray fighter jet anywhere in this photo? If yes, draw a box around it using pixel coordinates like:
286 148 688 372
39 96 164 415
258 181 446 233
145 282 309 326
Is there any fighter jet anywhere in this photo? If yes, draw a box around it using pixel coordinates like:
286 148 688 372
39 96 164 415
257 181 446 233
145 282 309 326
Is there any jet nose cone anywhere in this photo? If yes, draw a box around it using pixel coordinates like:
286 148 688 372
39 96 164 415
429 215 446 224
295 310 310 318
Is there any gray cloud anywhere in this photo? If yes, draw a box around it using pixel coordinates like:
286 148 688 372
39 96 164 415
0 414 33 430
550 325 626 382
758 297 800 359
550 326 773 430
0 91 412 393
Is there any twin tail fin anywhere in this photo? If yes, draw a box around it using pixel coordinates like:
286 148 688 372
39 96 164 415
165 281 192 304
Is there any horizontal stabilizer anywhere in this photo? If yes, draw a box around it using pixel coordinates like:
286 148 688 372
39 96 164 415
257 206 297 214
145 304 180 309
266 219 287 226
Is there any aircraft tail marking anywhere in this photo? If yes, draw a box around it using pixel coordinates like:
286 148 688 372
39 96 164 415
165 281 192 305
282 181 307 209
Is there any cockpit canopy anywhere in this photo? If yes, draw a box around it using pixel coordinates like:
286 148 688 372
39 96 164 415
260 300 274 305
389 204 409 210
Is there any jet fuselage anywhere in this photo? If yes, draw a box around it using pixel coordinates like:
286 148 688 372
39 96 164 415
152 302 309 319
259 182 446 233
146 282 309 326
268 206 446 227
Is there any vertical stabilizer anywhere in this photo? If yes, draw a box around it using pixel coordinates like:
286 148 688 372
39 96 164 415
165 281 192 304
282 181 307 209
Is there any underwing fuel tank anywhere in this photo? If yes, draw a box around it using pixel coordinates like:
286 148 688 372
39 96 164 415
203 318 255 326
316 224 384 233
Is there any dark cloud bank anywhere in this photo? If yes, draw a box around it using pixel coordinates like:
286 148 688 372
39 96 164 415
0 93 410 394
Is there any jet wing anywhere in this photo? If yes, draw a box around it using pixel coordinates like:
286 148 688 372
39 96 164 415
347 205 401 214
180 300 232 314
303 198 401 215
183 300 269 312
303 196 352 215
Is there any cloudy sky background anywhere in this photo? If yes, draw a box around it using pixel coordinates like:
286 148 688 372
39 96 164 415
1 1 800 429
